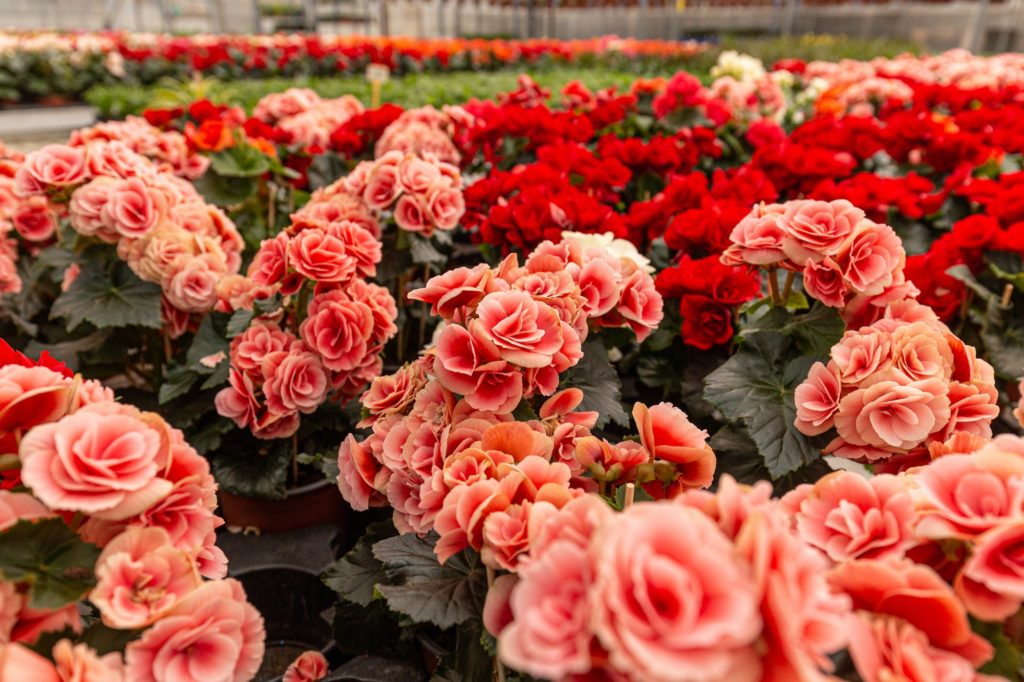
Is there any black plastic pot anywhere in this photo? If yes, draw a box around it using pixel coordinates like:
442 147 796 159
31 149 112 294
235 565 340 682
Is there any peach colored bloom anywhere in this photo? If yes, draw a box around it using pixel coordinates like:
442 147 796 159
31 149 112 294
632 402 714 489
471 291 565 369
426 186 464 232
527 494 612 560
91 527 200 629
19 407 169 518
0 643 59 682
722 203 787 266
282 651 328 682
830 327 891 385
782 471 915 562
14 144 87 195
433 325 523 413
828 560 992 665
287 228 356 284
299 290 374 373
262 351 328 416
847 613 976 682
497 541 595 679
591 502 762 682
802 256 847 308
836 220 903 295
103 177 159 239
890 322 953 382
0 491 52 531
163 258 219 313
0 581 22 642
0 365 72 436
52 639 125 682
780 199 863 263
959 519 1024 620
794 361 842 436
833 376 950 452
124 579 264 682
912 449 1024 539
336 434 385 512
407 264 494 319
482 501 533 570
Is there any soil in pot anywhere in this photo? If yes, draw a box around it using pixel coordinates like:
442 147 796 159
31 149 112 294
219 478 349 534
235 565 340 682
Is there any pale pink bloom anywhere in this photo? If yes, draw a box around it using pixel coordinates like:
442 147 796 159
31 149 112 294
782 470 915 562
263 351 328 416
482 573 517 637
0 491 51 532
396 154 441 194
393 194 431 235
794 361 842 436
591 502 762 682
721 203 787 266
941 381 999 441
11 196 57 242
802 256 848 307
616 262 664 342
124 579 264 682
632 402 714 489
780 199 863 262
830 327 892 384
527 494 612 560
0 364 73 434
432 325 523 413
14 145 87 196
247 232 289 286
300 290 374 373
912 448 1024 540
890 322 953 382
473 291 564 368
326 220 381 279
52 639 125 682
497 541 595 679
19 407 170 518
847 613 977 682
91 526 200 629
102 177 160 239
337 434 385 512
68 178 118 242
282 651 328 682
434 478 511 564
836 220 903 295
286 228 356 284
408 264 494 319
0 643 59 682
833 376 950 452
425 186 464 232
959 519 1024 620
214 369 260 430
362 162 401 210
0 581 22 642
163 258 219 313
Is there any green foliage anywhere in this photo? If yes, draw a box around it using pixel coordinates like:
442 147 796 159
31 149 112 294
208 439 291 500
51 261 161 331
372 533 488 630
561 340 630 429
323 521 396 607
0 519 100 610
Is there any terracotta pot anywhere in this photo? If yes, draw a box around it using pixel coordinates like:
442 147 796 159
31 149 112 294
219 478 349 534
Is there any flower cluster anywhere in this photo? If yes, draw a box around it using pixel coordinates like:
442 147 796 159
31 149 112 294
409 232 661 412
342 150 465 237
0 147 62 293
374 105 468 166
68 115 210 179
254 88 365 149
794 301 999 464
722 199 917 325
0 341 264 682
486 477 851 681
215 214 397 439
15 142 244 328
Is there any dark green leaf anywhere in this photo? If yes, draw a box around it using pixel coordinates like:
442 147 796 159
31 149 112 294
331 598 405 658
704 332 821 478
324 521 396 606
208 442 290 500
561 340 629 429
210 144 271 178
186 315 229 371
409 234 448 266
192 172 257 206
226 309 254 338
372 534 488 629
742 302 845 357
51 262 161 331
158 367 199 404
0 519 100 609
975 618 1022 681
709 425 833 493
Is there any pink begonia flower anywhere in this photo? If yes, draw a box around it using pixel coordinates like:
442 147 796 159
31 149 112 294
781 470 915 562
832 375 950 452
14 144 88 196
282 650 328 682
779 199 863 263
847 613 978 682
794 361 842 436
124 578 264 682
632 402 715 489
91 526 200 629
0 643 60 682
52 639 125 682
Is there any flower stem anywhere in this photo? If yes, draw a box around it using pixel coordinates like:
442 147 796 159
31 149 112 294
767 267 781 306
781 270 795 303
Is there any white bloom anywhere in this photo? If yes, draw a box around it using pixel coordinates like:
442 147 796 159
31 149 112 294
561 231 655 274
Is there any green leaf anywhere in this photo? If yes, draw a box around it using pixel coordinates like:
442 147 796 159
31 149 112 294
226 308 254 338
51 262 161 331
210 144 271 178
704 332 821 478
561 340 630 429
208 441 290 500
0 519 100 610
186 315 229 374
330 598 404 658
709 425 833 493
158 367 199 404
611 483 655 510
192 172 257 206
975 618 1022 681
372 533 488 629
409 234 448 266
742 302 845 357
323 521 396 606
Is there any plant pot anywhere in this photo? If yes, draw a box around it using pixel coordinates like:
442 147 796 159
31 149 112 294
219 478 349 534
234 565 341 682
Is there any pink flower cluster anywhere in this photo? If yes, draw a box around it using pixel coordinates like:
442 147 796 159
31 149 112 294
0 344 264 682
343 149 465 237
374 105 468 165
778 433 1024 680
409 234 662 412
14 142 244 328
0 150 62 294
215 215 397 439
253 88 364 149
794 300 999 464
485 477 851 681
708 74 787 124
341 350 715 568
68 115 210 179
722 199 918 325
